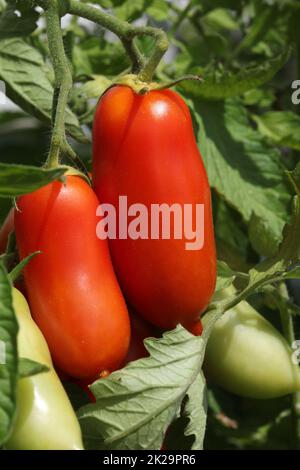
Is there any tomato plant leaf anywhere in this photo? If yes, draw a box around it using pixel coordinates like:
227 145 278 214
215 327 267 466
0 163 66 198
252 111 300 151
179 48 290 100
0 38 87 143
0 262 18 446
164 372 207 450
234 4 279 56
189 97 291 256
77 326 206 450
182 373 207 450
228 196 300 300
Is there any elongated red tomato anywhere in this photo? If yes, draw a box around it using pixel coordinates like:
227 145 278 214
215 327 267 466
15 175 130 379
92 85 216 329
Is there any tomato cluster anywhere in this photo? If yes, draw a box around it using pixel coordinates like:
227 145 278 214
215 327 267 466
1 86 215 449
2 84 300 451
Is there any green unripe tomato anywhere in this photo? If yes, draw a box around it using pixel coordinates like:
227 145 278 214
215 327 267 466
6 288 83 450
203 286 300 399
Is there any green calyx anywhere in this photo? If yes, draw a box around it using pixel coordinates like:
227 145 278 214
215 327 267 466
114 73 203 95
53 165 91 186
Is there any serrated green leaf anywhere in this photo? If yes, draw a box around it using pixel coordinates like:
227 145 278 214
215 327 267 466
188 97 291 256
0 163 66 198
164 373 207 450
253 111 300 150
214 199 251 271
0 263 18 446
0 38 87 143
242 196 300 294
78 326 206 450
183 373 207 450
18 358 49 378
179 49 290 100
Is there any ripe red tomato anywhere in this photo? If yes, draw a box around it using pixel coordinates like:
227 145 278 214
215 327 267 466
15 175 130 380
0 208 14 253
92 85 216 329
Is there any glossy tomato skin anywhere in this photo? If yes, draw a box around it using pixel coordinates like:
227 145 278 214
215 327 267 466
93 85 216 329
15 175 130 380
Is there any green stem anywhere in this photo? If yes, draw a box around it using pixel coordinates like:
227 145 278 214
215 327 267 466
134 27 169 82
65 0 169 82
61 138 91 181
32 0 169 173
121 37 145 74
44 0 72 169
277 283 300 449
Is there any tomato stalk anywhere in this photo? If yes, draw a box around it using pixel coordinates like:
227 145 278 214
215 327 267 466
43 0 73 169
33 0 170 168
66 0 169 82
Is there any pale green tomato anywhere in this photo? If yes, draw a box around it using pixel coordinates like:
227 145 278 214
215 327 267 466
203 287 300 399
6 288 83 450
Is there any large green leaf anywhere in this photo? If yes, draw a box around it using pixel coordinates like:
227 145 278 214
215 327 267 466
188 97 291 256
0 38 87 143
0 163 66 198
253 111 300 150
179 49 290 100
182 373 207 450
78 326 206 450
164 373 207 450
0 262 18 446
